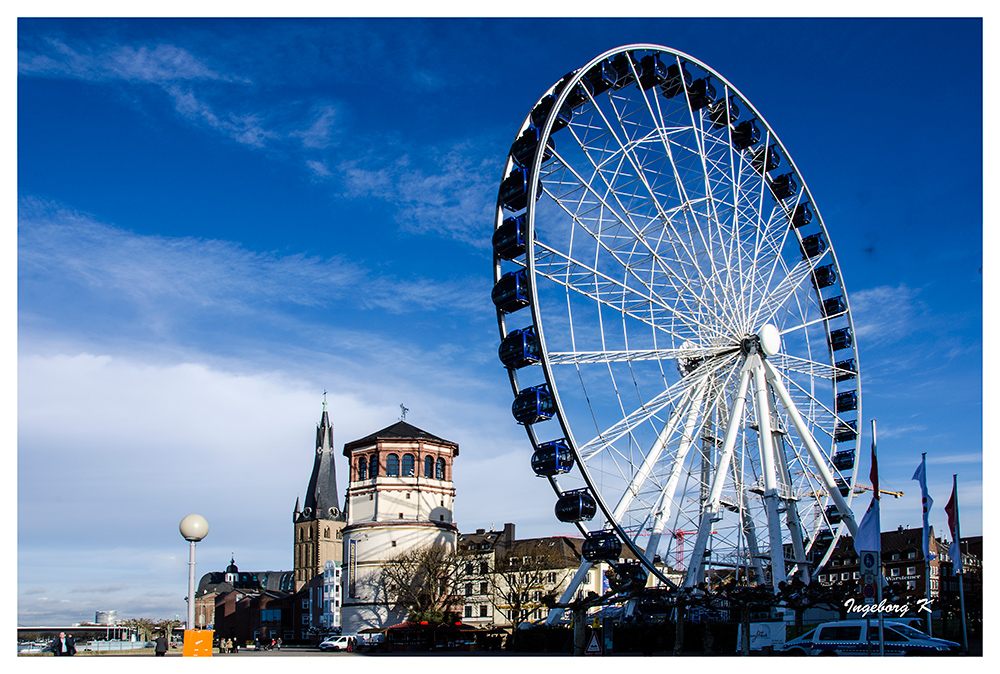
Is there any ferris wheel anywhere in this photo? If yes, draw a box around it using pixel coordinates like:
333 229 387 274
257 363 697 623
491 45 864 606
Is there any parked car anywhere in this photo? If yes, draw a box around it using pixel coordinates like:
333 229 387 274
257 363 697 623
780 619 960 656
318 635 355 652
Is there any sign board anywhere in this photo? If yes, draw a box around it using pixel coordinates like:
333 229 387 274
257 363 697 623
585 631 602 655
182 629 213 657
860 551 880 605
736 622 785 651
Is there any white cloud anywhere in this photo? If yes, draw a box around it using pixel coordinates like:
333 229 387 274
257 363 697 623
849 283 922 346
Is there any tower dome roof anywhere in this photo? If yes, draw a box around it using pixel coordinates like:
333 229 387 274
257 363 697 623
226 556 238 574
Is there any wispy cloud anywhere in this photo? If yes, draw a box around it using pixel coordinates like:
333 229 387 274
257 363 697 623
339 143 496 248
849 283 922 346
18 198 486 325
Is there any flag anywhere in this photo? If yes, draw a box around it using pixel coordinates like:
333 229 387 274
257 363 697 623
911 455 936 560
945 479 962 574
853 421 880 555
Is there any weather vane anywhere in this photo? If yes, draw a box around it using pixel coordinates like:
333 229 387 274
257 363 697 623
400 404 409 421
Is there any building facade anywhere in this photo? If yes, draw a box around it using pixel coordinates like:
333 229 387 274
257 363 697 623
340 421 460 634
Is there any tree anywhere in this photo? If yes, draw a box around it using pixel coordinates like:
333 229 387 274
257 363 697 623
777 577 842 636
120 618 157 642
380 545 468 623
489 542 572 629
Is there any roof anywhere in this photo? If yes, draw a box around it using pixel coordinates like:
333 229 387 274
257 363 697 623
343 421 458 454
298 407 342 521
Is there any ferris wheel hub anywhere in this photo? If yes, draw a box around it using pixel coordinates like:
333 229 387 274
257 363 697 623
759 324 781 356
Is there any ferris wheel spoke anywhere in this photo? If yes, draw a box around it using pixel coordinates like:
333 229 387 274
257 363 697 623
547 344 735 366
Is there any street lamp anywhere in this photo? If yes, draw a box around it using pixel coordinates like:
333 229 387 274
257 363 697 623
179 514 209 632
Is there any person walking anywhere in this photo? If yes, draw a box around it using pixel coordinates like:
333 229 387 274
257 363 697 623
154 634 168 656
49 632 76 656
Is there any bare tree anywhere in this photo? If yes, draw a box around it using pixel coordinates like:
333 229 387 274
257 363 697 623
380 545 469 623
490 544 573 628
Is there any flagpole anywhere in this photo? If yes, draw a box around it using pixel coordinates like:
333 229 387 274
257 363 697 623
953 474 968 653
922 453 932 637
873 421 883 657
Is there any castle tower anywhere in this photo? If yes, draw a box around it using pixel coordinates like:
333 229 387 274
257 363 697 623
292 401 346 591
340 421 458 632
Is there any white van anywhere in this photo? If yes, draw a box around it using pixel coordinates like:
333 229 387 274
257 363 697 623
318 635 356 652
779 619 959 656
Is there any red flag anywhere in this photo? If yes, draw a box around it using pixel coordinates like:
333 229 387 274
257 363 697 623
945 480 962 573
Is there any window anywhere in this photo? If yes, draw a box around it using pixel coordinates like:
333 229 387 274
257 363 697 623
819 625 861 641
906 580 917 590
890 567 900 577
402 453 415 477
907 551 917 559
436 458 446 480
464 606 473 618
817 574 825 583
841 572 850 580
480 605 489 618
386 454 400 476
907 566 916 575
465 563 474 574
480 562 489 574
369 455 379 477
424 456 434 478
465 583 473 596
547 572 557 584
480 582 488 595
358 459 367 480
852 571 860 579
391 540 397 547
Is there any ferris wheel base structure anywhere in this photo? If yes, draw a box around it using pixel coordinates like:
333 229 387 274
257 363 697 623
490 45 865 619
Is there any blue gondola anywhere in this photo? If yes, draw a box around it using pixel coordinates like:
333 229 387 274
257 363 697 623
531 439 574 476
816 528 834 545
812 264 837 289
499 167 529 212
638 53 667 90
750 143 780 173
498 327 540 369
830 327 853 351
493 214 527 260
584 59 617 96
823 296 847 317
609 562 648 591
687 77 716 110
492 271 530 314
834 478 851 497
661 62 692 98
708 98 740 130
555 489 597 522
835 420 858 443
510 126 554 172
553 71 594 110
731 119 760 150
530 95 572 133
836 390 858 413
835 358 857 382
800 233 827 259
610 52 636 89
825 505 843 524
833 449 856 471
771 172 798 200
792 202 813 228
512 385 554 425
582 531 622 562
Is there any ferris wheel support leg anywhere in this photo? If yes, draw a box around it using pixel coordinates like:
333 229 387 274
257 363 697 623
752 357 787 590
544 561 594 625
644 379 710 561
683 360 754 587
761 358 858 538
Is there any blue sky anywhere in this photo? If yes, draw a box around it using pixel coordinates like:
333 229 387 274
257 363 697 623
15 17 983 626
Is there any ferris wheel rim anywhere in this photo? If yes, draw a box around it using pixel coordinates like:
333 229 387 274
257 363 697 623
493 43 863 587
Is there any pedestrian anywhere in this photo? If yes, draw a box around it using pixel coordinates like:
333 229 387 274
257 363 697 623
49 632 76 656
154 633 168 656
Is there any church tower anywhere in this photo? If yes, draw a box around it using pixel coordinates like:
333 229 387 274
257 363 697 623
292 400 346 591
340 421 458 633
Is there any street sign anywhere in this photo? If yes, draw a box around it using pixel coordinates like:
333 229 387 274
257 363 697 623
585 631 602 655
861 551 879 606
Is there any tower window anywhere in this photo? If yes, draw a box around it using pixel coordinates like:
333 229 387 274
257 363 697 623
386 454 400 477
424 456 434 478
369 455 379 477
436 458 445 480
358 458 367 480
402 453 415 477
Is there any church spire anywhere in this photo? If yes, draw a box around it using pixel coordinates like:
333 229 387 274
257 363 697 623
297 398 341 522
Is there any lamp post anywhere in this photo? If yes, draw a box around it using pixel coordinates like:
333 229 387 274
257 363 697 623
179 514 209 631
